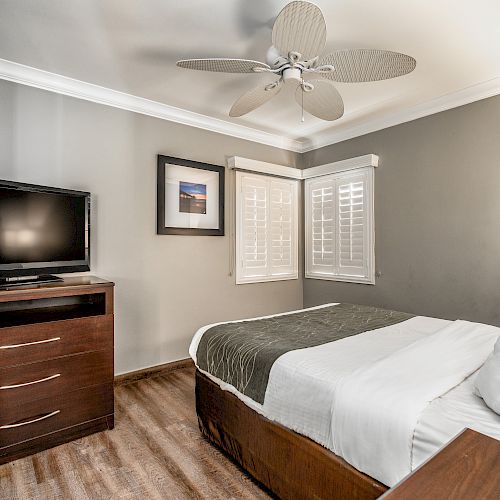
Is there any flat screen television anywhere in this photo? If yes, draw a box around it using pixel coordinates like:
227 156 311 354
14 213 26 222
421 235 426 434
0 180 90 287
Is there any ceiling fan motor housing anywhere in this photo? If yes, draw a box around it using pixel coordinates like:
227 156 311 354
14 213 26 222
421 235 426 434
283 67 302 83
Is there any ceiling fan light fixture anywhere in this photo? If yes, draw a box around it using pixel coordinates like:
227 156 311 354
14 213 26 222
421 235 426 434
264 82 279 91
314 64 335 74
301 81 314 92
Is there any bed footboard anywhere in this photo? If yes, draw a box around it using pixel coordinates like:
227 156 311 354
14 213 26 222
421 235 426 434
195 369 387 500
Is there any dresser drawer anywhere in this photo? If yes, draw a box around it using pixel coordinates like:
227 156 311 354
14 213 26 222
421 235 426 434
0 383 113 449
0 350 113 408
0 315 113 368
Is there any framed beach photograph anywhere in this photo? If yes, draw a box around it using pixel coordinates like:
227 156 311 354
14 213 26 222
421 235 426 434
157 155 224 236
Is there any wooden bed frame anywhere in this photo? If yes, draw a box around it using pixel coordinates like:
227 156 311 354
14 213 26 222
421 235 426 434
196 370 388 499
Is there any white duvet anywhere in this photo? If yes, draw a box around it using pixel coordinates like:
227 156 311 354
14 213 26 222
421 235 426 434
331 319 499 485
189 303 500 486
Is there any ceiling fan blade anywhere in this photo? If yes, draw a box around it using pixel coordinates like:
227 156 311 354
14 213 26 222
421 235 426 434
229 80 282 117
295 80 344 121
272 1 326 60
176 58 270 73
319 49 416 83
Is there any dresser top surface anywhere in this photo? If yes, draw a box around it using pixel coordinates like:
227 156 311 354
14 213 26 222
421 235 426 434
0 276 114 298
382 428 500 500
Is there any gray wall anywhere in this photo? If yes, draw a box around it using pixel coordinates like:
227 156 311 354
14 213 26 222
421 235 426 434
3 77 500 374
0 80 303 374
302 95 500 326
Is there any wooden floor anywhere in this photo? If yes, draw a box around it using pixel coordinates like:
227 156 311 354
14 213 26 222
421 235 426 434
0 367 270 499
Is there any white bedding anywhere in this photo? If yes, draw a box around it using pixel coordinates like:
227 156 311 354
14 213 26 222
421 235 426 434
331 320 499 485
414 369 500 466
189 303 500 486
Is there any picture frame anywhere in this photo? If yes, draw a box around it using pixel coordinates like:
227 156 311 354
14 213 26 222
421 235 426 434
157 155 225 236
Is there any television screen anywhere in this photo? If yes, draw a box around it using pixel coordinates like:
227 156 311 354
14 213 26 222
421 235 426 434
0 182 90 277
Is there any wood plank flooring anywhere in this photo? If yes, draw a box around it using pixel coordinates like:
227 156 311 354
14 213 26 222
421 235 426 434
0 367 270 499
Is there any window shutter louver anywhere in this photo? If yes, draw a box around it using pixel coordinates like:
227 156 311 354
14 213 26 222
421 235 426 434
305 167 374 284
236 172 298 284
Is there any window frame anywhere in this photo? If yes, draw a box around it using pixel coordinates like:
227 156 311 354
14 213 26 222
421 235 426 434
305 166 375 285
235 171 299 285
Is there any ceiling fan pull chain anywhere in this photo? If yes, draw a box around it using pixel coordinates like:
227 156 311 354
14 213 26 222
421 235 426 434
301 79 305 122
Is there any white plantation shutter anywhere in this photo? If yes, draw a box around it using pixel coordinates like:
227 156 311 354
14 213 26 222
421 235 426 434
307 177 335 274
240 174 268 279
270 180 295 274
305 167 374 283
236 171 298 284
337 171 370 277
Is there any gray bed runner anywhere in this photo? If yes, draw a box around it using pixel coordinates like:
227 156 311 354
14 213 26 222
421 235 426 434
196 303 414 404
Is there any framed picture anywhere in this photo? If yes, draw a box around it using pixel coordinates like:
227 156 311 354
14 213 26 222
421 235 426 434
157 155 224 236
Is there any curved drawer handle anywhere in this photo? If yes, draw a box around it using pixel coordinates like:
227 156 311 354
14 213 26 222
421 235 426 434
0 373 61 390
0 410 60 430
0 337 61 350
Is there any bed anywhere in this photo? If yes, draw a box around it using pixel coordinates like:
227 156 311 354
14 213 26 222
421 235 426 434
189 303 500 499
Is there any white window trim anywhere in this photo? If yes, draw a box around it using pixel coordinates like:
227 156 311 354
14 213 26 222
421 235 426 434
228 154 378 180
305 166 375 285
235 171 299 285
229 155 378 286
301 154 378 179
228 156 302 179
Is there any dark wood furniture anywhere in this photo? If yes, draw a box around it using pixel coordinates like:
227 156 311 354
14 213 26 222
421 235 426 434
381 428 500 500
195 369 387 500
0 276 114 464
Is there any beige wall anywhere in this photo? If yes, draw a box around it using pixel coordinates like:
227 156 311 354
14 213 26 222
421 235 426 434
302 95 500 327
4 78 500 373
0 80 303 374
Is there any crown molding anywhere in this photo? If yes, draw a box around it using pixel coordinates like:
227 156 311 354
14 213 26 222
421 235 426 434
0 58 304 153
1 58 499 156
298 76 500 153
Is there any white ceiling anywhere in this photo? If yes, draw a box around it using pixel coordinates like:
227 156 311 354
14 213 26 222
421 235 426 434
1 0 500 151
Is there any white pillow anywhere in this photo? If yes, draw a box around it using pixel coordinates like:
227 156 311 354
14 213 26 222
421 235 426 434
474 336 500 415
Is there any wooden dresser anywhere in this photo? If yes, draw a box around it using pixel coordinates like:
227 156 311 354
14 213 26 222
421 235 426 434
0 276 114 464
381 428 500 500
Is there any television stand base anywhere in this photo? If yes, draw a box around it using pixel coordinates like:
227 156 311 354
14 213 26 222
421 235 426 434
0 274 64 289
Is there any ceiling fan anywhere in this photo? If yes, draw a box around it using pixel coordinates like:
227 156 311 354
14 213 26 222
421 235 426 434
176 1 416 122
